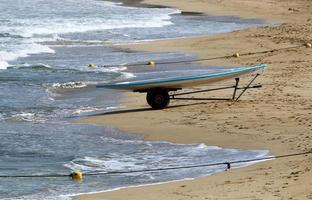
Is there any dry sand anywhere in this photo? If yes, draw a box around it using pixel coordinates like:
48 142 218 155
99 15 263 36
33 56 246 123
75 0 312 199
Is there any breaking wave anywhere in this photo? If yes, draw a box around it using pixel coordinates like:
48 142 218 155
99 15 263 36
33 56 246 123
0 0 180 69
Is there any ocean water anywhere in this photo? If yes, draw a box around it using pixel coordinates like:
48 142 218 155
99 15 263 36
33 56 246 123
0 0 269 199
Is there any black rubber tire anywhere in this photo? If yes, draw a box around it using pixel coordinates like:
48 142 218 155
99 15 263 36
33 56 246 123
146 89 170 109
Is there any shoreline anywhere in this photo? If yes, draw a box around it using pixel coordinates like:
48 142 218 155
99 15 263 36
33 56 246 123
76 0 312 199
71 153 270 200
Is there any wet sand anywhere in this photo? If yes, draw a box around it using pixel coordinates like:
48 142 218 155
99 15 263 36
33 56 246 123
76 0 312 199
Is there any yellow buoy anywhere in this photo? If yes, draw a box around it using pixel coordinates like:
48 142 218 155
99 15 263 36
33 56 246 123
233 53 240 58
70 171 83 181
304 43 312 48
147 60 156 66
88 63 97 68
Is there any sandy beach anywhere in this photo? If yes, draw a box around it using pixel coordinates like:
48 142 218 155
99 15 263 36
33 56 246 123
76 0 312 199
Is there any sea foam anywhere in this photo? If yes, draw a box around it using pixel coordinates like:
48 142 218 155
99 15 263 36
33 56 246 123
0 44 55 69
0 0 179 69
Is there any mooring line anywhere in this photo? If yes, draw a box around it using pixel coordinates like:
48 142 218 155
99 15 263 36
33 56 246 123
0 150 310 179
98 44 307 68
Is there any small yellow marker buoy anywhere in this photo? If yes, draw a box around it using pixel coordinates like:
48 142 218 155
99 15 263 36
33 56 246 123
304 43 312 48
88 63 97 68
70 171 83 181
233 53 240 58
147 60 156 66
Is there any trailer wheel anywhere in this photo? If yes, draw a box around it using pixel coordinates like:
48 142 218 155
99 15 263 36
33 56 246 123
146 89 170 109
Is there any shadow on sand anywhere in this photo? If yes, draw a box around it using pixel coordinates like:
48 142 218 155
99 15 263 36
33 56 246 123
84 102 207 117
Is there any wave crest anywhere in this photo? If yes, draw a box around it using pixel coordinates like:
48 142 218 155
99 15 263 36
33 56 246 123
51 81 88 89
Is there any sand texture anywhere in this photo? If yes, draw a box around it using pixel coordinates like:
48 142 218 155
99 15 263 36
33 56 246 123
75 0 312 199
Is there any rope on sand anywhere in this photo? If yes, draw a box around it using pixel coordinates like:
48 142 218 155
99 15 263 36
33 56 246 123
0 150 311 181
97 43 309 68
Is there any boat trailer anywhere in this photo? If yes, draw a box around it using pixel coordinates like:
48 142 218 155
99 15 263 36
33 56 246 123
134 74 262 109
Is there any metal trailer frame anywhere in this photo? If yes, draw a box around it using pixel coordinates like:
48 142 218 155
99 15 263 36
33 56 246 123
135 73 262 109
170 73 261 102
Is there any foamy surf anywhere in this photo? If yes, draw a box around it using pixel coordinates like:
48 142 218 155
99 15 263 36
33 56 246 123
0 60 9 69
10 112 47 123
72 106 103 114
65 141 270 174
51 82 88 89
59 141 269 200
0 0 180 68
47 73 134 90
0 44 55 69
